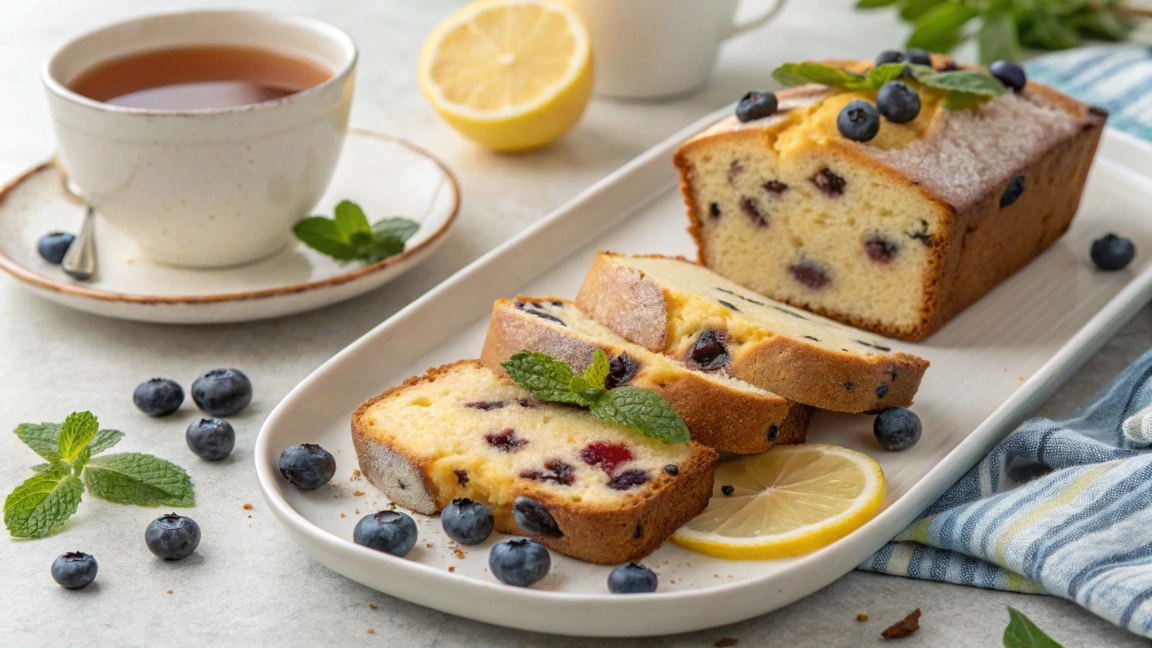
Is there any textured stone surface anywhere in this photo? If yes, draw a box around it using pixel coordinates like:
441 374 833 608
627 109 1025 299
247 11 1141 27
1 0 1149 645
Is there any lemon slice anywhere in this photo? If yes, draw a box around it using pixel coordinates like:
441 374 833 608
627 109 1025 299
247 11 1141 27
418 0 593 152
672 444 886 559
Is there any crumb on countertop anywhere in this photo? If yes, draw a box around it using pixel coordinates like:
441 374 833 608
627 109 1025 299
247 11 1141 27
340 513 346 518
882 608 921 639
368 603 376 609
426 543 434 548
166 589 172 595
354 509 360 515
366 628 374 635
247 514 252 519
353 469 361 477
354 490 365 497
857 613 868 622
448 565 456 573
242 503 253 510
453 549 465 559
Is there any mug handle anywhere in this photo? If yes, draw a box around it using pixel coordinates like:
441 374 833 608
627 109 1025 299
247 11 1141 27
723 0 788 40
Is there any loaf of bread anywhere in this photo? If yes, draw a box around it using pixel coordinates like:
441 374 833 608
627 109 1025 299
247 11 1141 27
575 252 929 413
674 64 1105 340
351 360 717 564
480 296 810 454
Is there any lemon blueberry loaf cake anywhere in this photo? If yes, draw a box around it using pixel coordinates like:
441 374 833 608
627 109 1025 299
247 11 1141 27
675 56 1106 340
351 360 717 564
480 296 811 454
575 252 929 413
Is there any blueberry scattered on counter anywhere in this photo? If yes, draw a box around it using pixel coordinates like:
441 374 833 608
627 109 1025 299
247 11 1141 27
440 498 495 545
837 100 881 142
876 81 921 124
721 484 735 496
51 551 98 589
37 232 75 265
1091 234 1136 271
735 91 778 123
607 562 658 594
191 368 252 417
278 443 336 489
354 511 418 557
873 407 922 451
874 50 904 66
905 48 931 66
990 60 1026 92
185 418 235 461
145 513 201 560
133 378 184 417
489 538 551 587
1000 175 1026 207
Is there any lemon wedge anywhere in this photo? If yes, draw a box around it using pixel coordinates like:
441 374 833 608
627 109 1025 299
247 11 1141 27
672 444 886 560
418 0 593 152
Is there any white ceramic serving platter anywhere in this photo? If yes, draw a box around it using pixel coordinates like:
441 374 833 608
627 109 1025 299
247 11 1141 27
0 129 458 324
255 109 1152 637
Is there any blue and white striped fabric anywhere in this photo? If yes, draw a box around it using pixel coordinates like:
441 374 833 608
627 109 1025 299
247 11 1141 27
1025 45 1152 142
859 350 1152 637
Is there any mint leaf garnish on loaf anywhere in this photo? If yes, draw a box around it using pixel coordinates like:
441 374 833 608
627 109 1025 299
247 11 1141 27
294 200 420 264
3 411 194 538
1003 607 1063 648
501 349 691 444
772 61 1006 112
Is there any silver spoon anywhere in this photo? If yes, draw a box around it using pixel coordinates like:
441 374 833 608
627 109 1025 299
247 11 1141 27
60 177 97 280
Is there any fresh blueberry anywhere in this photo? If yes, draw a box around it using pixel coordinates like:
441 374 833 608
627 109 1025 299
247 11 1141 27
145 513 201 560
488 538 551 587
51 551 98 589
873 407 922 451
512 496 563 537
278 443 336 489
38 231 75 264
191 368 252 416
353 510 417 557
1000 175 1025 207
905 49 932 66
876 81 921 124
990 60 1026 92
837 100 881 142
185 418 235 461
1091 234 1136 271
440 498 495 545
133 378 184 417
735 91 778 123
874 50 904 66
721 484 735 496
607 562 658 594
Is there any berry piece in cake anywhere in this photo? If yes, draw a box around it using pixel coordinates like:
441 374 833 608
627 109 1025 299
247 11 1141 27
354 510 418 556
764 180 789 196
604 353 639 389
728 161 745 184
37 231 75 264
685 330 729 372
192 368 253 416
608 562 658 594
515 301 566 326
485 428 528 452
865 234 900 264
990 60 1026 92
735 91 778 122
876 81 921 124
1091 234 1136 271
464 400 506 410
837 100 881 142
133 378 184 417
874 407 922 451
1000 175 1025 207
905 48 931 66
741 197 768 227
767 425 779 441
580 441 633 474
788 259 832 290
709 202 721 219
664 464 679 476
811 168 847 197
513 496 562 537
608 469 651 491
185 418 235 461
520 460 575 486
145 513 201 560
440 498 494 545
489 538 551 587
874 50 904 66
51 552 97 589
279 443 337 489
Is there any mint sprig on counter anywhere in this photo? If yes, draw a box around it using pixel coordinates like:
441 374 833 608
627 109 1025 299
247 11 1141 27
501 349 691 444
4 411 194 538
294 200 419 264
772 61 1007 112
1003 607 1063 648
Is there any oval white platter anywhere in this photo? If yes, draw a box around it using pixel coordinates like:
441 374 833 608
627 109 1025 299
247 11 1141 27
0 129 459 324
255 111 1152 637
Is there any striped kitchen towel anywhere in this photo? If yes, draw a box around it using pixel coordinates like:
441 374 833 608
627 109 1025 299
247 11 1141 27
859 349 1152 637
1025 45 1152 142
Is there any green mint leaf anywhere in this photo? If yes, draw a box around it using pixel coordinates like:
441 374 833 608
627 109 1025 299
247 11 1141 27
372 217 420 244
916 69 1007 104
589 386 691 444
978 12 1021 65
865 63 913 88
57 411 98 463
87 429 124 455
14 422 62 461
899 0 945 22
772 62 869 91
1004 607 1063 648
72 446 92 474
3 470 83 538
364 236 406 265
82 453 194 507
583 349 611 391
30 463 54 473
1024 10 1082 51
906 2 977 52
294 217 359 260
1066 9 1133 42
566 375 603 407
501 351 583 405
855 0 898 7
333 200 371 237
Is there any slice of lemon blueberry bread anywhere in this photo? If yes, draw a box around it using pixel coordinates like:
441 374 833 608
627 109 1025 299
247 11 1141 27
480 296 811 454
351 360 717 564
575 252 929 413
675 57 1105 340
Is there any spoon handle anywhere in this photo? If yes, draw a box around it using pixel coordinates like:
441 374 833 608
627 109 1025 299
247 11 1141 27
62 206 97 281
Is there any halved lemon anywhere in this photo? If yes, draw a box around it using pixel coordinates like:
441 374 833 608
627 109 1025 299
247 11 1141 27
672 444 886 560
417 0 593 152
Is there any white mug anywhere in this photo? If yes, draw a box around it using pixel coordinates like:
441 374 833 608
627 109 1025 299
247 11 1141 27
42 10 357 268
560 0 787 99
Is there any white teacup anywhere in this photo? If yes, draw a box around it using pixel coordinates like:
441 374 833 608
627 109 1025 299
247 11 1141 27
42 10 357 268
560 0 787 99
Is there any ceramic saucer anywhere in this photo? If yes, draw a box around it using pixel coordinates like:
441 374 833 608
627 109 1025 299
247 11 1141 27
0 128 459 324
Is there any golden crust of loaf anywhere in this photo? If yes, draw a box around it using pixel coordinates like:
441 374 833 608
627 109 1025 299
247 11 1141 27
350 360 718 564
480 296 810 453
575 252 929 413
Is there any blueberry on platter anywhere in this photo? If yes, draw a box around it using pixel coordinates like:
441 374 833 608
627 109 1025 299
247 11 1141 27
607 562 658 594
354 511 417 557
1091 234 1136 271
440 498 495 545
51 551 98 589
278 443 337 489
186 418 235 461
191 368 253 417
145 513 201 560
133 378 184 417
874 407 922 451
38 231 75 265
489 538 550 587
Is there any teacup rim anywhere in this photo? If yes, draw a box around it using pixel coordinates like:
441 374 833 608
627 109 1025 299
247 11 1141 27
41 8 358 117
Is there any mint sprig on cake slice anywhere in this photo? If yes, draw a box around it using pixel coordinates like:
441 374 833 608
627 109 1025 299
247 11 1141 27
772 61 1007 112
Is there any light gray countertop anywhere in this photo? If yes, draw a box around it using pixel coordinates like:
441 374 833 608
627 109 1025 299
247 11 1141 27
2 1 1149 645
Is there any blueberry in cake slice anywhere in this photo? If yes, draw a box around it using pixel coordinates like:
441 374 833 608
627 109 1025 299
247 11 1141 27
480 296 811 454
351 360 717 564
576 252 929 413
